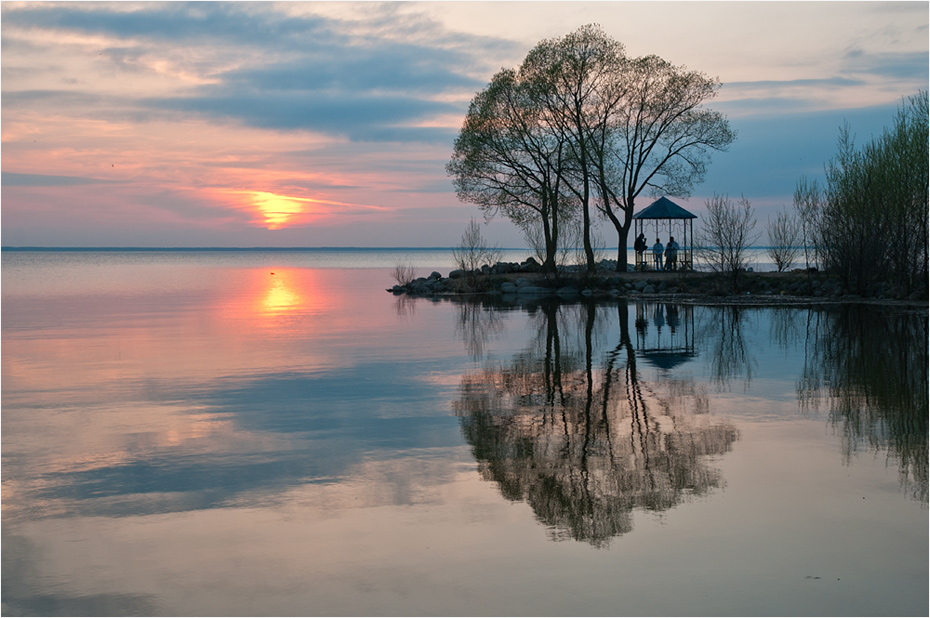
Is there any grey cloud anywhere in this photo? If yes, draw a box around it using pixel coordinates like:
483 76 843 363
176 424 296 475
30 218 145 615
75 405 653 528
3 2 494 144
841 49 929 80
1 172 117 186
1 89 103 108
225 50 482 95
724 77 865 91
1 2 332 47
145 90 459 143
2 1 514 75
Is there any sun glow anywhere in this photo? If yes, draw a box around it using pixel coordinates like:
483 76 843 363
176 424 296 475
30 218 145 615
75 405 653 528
249 191 313 230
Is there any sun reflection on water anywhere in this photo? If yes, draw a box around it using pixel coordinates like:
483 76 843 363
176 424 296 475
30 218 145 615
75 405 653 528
262 274 302 316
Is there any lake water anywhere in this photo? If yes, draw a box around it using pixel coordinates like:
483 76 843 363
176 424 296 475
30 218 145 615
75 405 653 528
2 250 927 616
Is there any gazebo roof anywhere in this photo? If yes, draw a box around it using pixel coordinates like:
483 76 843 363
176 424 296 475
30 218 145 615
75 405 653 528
633 197 696 220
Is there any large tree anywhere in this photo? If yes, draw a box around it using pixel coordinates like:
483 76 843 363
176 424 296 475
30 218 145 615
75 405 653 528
447 68 571 273
520 24 627 272
593 54 736 270
449 24 735 273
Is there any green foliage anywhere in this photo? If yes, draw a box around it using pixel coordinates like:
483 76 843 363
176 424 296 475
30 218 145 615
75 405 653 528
818 91 928 295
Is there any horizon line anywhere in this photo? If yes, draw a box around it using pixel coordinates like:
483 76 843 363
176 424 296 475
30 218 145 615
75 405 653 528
2 245 788 253
1 246 479 252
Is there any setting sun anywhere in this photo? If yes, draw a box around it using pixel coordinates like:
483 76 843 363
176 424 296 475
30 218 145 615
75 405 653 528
249 191 313 230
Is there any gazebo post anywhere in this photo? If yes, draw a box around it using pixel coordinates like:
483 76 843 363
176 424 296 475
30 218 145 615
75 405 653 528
682 219 694 270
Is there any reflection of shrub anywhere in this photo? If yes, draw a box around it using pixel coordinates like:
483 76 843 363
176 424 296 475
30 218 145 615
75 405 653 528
799 306 928 502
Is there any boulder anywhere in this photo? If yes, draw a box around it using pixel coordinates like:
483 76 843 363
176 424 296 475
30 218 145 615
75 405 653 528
492 262 515 274
516 285 551 297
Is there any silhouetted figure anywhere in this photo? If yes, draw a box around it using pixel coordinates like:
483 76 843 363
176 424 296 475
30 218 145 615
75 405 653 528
652 238 664 270
665 236 679 271
634 233 647 271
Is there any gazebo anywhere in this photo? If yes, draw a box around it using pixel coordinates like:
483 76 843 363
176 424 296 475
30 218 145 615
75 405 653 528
633 197 696 271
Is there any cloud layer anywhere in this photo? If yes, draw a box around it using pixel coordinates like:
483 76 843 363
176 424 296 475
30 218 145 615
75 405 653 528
2 1 927 247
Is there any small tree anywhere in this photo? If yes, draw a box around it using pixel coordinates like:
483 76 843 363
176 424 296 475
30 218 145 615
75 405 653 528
766 209 801 272
696 194 759 290
453 218 503 278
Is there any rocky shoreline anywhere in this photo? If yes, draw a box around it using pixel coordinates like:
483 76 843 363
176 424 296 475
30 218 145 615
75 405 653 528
388 257 929 309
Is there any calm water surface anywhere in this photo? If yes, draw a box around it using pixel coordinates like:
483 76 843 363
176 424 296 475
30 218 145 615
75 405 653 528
2 251 927 616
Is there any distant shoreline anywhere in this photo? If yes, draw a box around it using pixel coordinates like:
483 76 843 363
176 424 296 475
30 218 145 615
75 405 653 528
1 246 787 252
0 246 472 252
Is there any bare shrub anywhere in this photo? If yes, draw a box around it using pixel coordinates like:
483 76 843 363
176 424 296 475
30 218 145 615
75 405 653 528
572 225 607 270
793 175 822 274
522 221 550 267
766 209 801 272
453 218 503 275
391 261 416 286
696 194 760 289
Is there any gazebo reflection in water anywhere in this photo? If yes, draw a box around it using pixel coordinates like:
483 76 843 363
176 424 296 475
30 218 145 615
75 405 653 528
634 302 695 370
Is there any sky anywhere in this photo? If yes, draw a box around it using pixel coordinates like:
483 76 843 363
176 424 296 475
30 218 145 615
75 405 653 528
2 1 927 248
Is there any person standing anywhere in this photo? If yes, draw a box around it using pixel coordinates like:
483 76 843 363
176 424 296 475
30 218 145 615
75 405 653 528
652 238 664 270
634 233 647 270
665 236 679 271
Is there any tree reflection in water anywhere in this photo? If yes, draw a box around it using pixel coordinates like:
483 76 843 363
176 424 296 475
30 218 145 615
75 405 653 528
453 300 738 547
696 305 756 390
454 300 509 360
798 305 928 502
